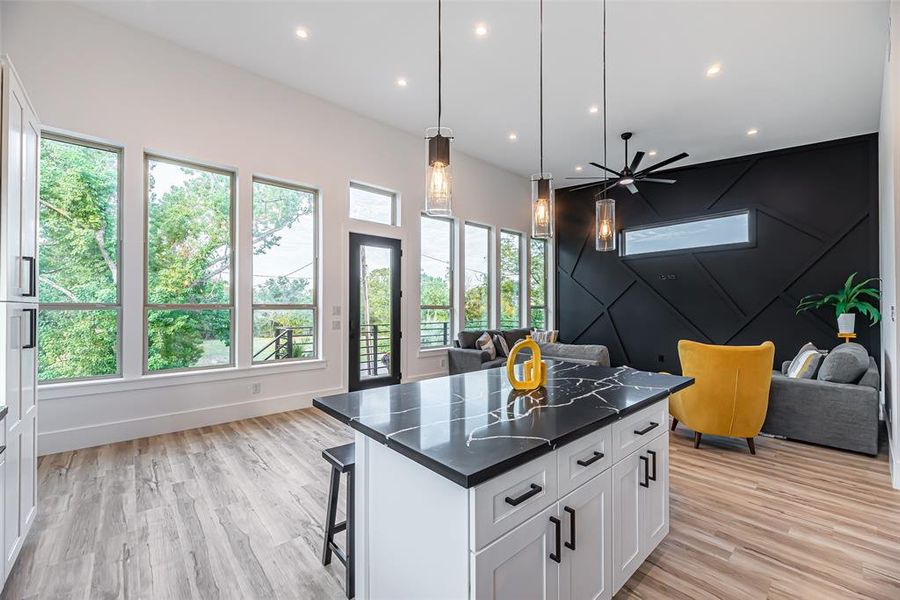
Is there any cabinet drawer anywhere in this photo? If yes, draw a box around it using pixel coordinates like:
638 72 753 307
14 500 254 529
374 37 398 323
470 451 558 551
557 425 612 497
612 399 668 461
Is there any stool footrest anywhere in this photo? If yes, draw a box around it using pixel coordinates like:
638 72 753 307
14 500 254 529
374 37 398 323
333 520 347 534
328 542 348 566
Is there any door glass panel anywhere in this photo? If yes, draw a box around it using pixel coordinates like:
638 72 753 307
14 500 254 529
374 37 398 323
359 245 393 380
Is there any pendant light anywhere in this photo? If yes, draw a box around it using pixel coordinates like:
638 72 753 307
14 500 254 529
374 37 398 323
425 0 453 216
595 0 616 252
531 0 553 239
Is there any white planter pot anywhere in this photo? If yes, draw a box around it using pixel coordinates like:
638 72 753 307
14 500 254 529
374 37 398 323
837 313 856 335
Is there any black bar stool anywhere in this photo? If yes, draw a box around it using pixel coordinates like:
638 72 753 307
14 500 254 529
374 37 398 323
322 442 355 599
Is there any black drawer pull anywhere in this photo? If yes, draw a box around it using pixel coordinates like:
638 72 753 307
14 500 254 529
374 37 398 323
505 483 542 507
576 450 605 467
639 455 650 488
564 506 576 551
634 422 659 436
549 516 561 563
23 308 36 350
647 449 657 481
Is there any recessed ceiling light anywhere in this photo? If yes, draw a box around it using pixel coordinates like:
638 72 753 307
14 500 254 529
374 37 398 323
588 105 599 114
706 63 721 77
575 165 583 171
746 128 759 136
295 27 309 39
648 150 657 157
396 77 408 88
508 132 518 141
475 23 489 37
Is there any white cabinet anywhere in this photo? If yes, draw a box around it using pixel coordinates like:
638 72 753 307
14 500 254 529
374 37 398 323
559 470 612 600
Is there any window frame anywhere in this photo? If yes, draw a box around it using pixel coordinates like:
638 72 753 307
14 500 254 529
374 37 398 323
348 180 400 226
143 152 236 374
38 131 124 384
620 209 756 259
419 213 455 350
499 228 525 329
529 237 548 330
463 221 493 331
251 175 320 364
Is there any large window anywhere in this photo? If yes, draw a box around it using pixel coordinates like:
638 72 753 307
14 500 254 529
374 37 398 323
252 178 318 362
145 155 234 372
464 223 491 330
420 215 453 349
622 210 752 257
500 230 523 329
530 238 548 329
349 181 398 226
38 135 121 382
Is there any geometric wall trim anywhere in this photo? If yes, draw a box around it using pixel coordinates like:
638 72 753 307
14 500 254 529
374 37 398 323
555 134 879 373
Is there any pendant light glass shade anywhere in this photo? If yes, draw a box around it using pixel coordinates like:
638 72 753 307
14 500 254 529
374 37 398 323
595 196 616 252
425 126 452 215
531 173 554 239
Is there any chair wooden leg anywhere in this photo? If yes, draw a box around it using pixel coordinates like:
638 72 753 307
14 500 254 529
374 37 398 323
670 418 678 431
322 467 340 566
693 432 702 449
746 437 756 455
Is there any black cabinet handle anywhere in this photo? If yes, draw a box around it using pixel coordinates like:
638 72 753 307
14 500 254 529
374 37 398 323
639 455 649 488
576 450 604 467
634 422 659 436
564 506 576 551
505 483 542 507
647 449 657 482
23 309 36 350
549 516 561 563
22 257 36 298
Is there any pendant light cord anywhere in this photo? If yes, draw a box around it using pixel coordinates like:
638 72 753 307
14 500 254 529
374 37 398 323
539 0 544 175
438 0 442 130
602 0 608 198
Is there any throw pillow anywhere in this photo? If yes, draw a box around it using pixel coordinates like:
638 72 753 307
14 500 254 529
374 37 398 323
493 334 510 358
476 331 497 361
531 330 549 343
817 342 869 384
549 329 559 343
786 342 824 379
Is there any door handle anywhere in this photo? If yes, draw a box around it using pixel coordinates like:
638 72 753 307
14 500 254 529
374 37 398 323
23 308 36 349
22 257 36 298
564 506 576 551
639 455 649 488
576 450 604 467
549 516 561 563
505 483 542 507
647 449 657 482
634 422 659 436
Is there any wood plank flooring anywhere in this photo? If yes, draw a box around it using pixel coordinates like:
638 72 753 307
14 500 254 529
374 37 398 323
3 408 899 599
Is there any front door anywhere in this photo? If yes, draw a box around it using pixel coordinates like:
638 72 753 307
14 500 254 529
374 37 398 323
349 233 401 391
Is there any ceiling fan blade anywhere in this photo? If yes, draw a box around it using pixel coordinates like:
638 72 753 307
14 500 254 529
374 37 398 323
589 162 624 177
565 177 608 180
629 151 645 173
564 180 619 194
638 177 676 184
637 152 689 175
626 183 639 194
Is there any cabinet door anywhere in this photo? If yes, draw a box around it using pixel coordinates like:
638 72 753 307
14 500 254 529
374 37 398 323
559 470 612 600
611 450 642 593
473 504 560 600
639 434 669 558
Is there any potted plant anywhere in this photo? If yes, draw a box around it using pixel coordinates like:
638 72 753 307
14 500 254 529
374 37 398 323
797 273 881 334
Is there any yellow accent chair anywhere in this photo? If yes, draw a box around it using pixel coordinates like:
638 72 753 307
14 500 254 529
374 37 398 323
669 340 775 454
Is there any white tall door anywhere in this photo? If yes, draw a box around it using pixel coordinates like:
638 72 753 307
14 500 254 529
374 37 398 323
559 470 612 600
0 61 39 303
639 435 669 557
611 450 642 592
473 504 560 600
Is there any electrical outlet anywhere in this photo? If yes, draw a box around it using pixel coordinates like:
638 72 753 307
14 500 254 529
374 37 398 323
332 320 341 330
332 305 341 316
658 354 665 363
251 382 261 395
440 358 446 367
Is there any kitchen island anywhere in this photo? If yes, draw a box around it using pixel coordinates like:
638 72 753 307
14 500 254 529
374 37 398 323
314 362 693 600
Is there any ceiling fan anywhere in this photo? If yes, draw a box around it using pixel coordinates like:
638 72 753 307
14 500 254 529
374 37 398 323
566 132 689 194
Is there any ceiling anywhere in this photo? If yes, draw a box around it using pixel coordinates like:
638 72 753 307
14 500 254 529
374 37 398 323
80 0 888 180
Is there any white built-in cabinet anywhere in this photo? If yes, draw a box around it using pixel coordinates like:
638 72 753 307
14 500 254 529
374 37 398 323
0 56 40 587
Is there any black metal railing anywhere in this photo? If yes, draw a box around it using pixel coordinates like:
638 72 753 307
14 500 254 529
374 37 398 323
420 321 450 349
359 323 391 377
253 326 315 362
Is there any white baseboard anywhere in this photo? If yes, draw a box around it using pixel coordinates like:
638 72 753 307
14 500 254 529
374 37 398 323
38 385 345 456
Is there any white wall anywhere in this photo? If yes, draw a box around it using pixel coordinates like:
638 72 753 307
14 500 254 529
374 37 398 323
879 0 900 489
1 2 534 454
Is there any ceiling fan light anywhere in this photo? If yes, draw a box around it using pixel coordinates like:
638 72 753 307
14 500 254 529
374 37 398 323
531 174 554 239
619 177 635 186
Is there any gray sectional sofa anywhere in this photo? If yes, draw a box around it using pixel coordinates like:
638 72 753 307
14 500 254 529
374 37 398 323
448 328 610 375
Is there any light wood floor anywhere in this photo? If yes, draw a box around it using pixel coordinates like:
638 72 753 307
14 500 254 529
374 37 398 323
3 409 899 599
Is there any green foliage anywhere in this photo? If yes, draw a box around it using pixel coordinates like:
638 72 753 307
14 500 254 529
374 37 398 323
38 310 118 381
797 273 881 325
499 233 521 328
529 239 547 328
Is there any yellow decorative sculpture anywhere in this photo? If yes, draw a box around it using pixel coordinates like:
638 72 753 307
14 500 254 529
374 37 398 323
507 336 548 390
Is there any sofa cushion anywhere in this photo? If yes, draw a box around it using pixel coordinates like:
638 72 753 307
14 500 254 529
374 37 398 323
481 357 507 370
539 342 610 367
458 329 498 349
817 342 869 384
476 332 497 360
786 342 825 379
502 328 532 349
493 334 510 358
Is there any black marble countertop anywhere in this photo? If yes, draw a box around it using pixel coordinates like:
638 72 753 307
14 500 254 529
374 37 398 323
0 405 7 421
314 362 693 488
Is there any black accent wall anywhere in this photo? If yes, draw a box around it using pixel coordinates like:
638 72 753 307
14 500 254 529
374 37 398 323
555 134 879 373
